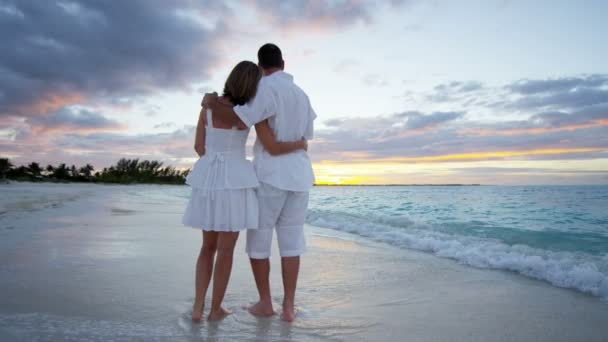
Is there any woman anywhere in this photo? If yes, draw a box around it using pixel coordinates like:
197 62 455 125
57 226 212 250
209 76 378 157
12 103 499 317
182 61 307 322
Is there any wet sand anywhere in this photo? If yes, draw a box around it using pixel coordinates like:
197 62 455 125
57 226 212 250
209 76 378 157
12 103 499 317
1 183 607 341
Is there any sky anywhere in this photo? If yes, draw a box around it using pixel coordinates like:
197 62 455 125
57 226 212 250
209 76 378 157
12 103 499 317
1 0 608 185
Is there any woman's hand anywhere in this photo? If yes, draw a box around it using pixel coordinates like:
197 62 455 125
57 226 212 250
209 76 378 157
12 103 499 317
201 92 218 107
298 138 308 151
194 143 205 157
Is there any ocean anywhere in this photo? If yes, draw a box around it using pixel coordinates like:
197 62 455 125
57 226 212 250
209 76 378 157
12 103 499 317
1 182 608 341
2 183 607 300
306 185 608 299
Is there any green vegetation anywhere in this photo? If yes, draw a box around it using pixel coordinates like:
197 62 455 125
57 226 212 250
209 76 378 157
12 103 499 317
0 158 189 185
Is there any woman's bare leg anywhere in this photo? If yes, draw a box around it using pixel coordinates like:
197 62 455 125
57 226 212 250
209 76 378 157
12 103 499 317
208 231 239 321
192 231 218 322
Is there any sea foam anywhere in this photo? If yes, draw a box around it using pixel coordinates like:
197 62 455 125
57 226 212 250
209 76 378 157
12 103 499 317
307 210 608 299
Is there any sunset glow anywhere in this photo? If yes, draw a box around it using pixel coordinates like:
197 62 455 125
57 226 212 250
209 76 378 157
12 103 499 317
1 1 607 185
339 148 608 164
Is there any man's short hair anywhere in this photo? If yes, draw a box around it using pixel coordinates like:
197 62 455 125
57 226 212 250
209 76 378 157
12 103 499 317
258 43 283 69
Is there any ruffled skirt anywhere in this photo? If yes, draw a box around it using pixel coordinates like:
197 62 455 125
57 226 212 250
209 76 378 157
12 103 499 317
181 187 259 231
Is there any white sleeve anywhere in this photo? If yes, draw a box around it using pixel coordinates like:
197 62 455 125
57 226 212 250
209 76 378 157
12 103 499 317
304 104 316 139
233 81 274 128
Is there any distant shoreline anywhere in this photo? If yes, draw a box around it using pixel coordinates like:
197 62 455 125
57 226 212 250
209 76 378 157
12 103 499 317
3 180 606 187
0 158 187 185
1 179 482 186
313 183 482 187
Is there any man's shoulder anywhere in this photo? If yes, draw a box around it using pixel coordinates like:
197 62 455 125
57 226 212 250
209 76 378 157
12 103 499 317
258 76 271 88
266 73 311 103
283 78 309 99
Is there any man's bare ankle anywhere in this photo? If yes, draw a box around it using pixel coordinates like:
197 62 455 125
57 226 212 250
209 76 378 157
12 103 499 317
259 298 272 305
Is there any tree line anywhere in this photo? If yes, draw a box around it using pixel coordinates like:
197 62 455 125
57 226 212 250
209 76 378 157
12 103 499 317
0 158 189 185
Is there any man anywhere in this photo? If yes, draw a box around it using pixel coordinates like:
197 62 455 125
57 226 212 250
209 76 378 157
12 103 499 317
202 43 316 322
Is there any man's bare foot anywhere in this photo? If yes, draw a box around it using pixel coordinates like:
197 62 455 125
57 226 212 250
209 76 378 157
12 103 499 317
191 301 204 322
281 307 296 322
207 307 231 321
247 301 275 317
281 302 296 322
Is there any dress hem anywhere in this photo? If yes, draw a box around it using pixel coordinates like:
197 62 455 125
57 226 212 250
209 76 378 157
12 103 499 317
182 224 259 232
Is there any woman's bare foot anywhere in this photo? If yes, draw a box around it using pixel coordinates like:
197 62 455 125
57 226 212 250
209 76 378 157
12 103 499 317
207 307 231 321
281 302 296 322
247 301 275 317
191 300 204 322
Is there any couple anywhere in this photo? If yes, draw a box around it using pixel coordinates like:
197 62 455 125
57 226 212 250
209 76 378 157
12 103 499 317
182 43 316 322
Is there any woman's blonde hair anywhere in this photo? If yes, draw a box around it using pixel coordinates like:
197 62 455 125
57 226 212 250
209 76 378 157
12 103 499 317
223 61 263 106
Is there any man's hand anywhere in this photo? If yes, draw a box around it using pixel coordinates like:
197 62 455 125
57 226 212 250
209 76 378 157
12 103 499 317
201 92 218 107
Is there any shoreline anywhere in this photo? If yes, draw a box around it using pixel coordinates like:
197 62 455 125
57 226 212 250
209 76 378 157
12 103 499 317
305 225 608 341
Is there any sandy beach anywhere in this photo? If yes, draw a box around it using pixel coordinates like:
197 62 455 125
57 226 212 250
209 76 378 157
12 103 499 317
1 183 607 341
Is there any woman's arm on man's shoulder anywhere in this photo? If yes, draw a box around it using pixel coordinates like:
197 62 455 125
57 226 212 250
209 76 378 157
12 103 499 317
202 93 245 127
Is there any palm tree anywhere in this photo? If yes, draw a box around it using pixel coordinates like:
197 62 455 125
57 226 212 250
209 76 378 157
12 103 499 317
79 164 94 178
127 159 140 175
160 166 173 177
53 163 69 179
116 158 131 174
45 164 55 178
11 166 28 178
27 162 42 176
70 165 78 178
0 158 12 179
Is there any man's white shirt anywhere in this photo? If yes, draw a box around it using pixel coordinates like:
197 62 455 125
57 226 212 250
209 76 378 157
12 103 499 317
233 71 316 192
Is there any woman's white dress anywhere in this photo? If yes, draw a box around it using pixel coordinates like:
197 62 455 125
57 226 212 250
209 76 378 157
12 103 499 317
182 109 259 231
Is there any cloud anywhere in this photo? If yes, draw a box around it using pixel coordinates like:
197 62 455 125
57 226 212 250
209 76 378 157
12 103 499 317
462 105 608 136
426 81 485 103
5 72 608 185
362 74 389 87
315 110 468 160
312 91 608 164
449 166 608 175
25 107 126 135
1 0 421 170
0 0 228 118
0 0 408 131
319 112 460 157
395 111 463 130
153 122 177 130
507 88 608 111
244 0 407 32
3 125 198 169
503 74 608 110
420 75 608 117
507 75 608 95
365 148 608 163
59 128 196 159
436 81 484 94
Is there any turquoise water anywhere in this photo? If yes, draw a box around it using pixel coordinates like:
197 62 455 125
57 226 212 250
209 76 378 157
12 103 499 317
309 186 608 254
306 185 608 299
2 183 607 299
